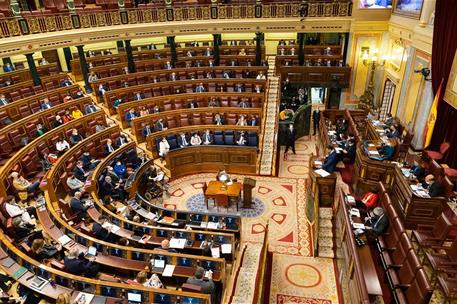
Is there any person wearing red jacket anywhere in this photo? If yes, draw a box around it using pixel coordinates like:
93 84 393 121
356 188 379 210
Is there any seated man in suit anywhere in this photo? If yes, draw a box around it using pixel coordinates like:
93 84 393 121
70 191 89 220
164 61 172 69
64 248 99 278
238 99 250 108
202 129 213 145
186 267 215 297
133 92 145 101
84 101 99 114
40 98 52 110
115 134 129 147
0 94 9 106
235 83 245 93
187 100 199 109
155 118 168 131
60 76 73 87
422 174 444 197
101 176 125 200
322 145 342 173
69 128 84 145
92 216 116 243
386 124 400 139
104 139 116 155
73 160 90 182
365 207 389 237
80 151 100 171
125 109 136 127
178 132 190 148
343 139 356 164
142 124 154 138
195 83 206 93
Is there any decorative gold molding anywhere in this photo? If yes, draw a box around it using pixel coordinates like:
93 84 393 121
444 51 457 110
0 17 353 56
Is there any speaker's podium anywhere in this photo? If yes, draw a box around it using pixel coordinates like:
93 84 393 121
242 177 256 208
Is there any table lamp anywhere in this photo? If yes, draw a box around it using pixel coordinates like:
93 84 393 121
219 173 230 190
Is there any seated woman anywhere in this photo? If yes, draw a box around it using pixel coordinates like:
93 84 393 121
236 115 247 126
31 237 63 261
190 133 202 146
132 271 164 288
354 188 379 210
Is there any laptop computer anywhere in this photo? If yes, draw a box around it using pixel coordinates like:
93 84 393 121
84 246 97 257
127 292 141 304
151 259 166 272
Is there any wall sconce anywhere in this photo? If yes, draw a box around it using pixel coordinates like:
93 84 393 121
361 47 387 67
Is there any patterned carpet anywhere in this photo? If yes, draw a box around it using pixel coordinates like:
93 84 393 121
164 173 311 256
270 254 339 304
278 137 315 179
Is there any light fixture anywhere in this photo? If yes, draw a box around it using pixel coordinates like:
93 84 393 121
359 46 387 111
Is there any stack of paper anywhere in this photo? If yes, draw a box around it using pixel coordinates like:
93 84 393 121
169 238 186 249
350 208 360 217
58 235 72 246
314 169 330 177
211 247 220 258
162 265 175 277
346 196 355 203
352 223 365 229
199 221 208 228
207 222 219 229
74 293 95 304
221 244 232 254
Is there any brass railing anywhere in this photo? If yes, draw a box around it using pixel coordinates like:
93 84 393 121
0 1 352 38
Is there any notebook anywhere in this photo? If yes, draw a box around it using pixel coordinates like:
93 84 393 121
2 257 15 268
84 246 97 257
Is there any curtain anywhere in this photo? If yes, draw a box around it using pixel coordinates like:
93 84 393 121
429 0 457 167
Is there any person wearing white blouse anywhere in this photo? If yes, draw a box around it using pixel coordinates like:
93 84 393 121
56 138 70 155
236 115 247 126
159 137 170 158
190 133 202 146
256 71 266 80
236 131 247 145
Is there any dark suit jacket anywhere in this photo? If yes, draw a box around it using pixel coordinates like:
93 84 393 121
142 126 154 138
64 257 98 278
428 181 444 197
371 214 389 236
115 136 128 147
133 94 145 101
73 166 86 182
70 197 87 216
322 150 340 173
387 129 400 138
104 143 116 155
92 223 110 241
285 128 295 145
177 135 190 147
186 277 215 295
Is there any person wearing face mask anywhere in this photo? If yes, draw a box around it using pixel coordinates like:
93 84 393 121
421 174 444 197
284 124 296 159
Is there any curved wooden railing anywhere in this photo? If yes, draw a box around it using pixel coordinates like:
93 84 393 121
103 78 266 114
0 110 105 198
132 107 262 143
0 84 82 121
0 230 211 303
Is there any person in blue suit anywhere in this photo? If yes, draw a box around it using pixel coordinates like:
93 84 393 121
322 145 342 173
380 142 395 160
3 63 14 72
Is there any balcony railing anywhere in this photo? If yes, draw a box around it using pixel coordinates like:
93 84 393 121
0 1 352 38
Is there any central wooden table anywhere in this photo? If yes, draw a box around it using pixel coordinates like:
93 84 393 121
205 181 242 198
